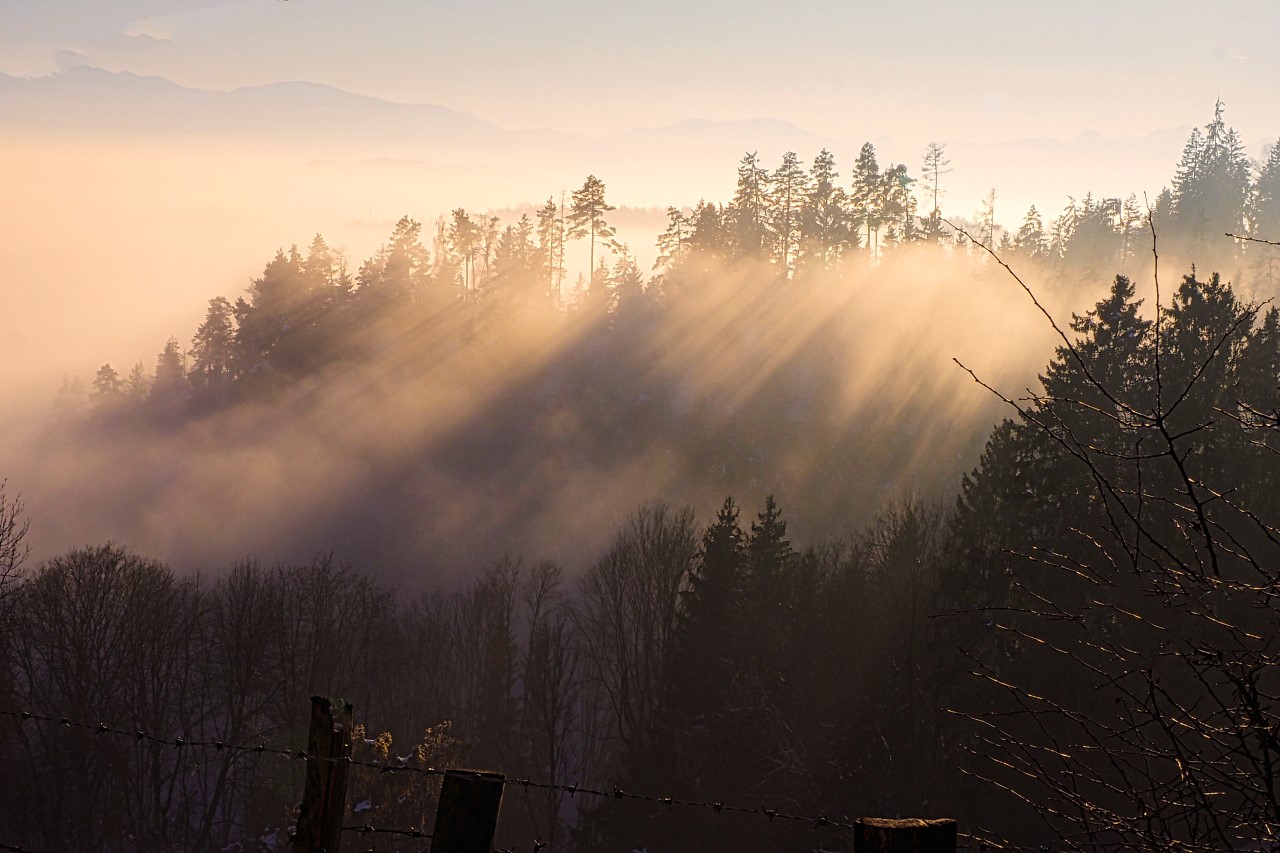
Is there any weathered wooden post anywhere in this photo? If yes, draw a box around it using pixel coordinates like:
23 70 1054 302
292 696 354 853
431 769 506 853
854 817 957 853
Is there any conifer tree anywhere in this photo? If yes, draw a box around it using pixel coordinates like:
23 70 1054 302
1012 205 1047 261
301 233 347 301
653 206 689 275
799 148 853 270
536 196 566 305
234 246 307 374
381 216 431 303
92 364 121 400
850 143 883 262
879 163 918 248
768 151 808 278
123 362 149 400
449 208 483 297
680 497 745 642
920 141 951 218
1119 194 1143 274
685 200 727 266
747 494 793 587
52 374 86 417
488 215 542 321
190 296 237 389
151 337 189 405
1252 143 1280 240
480 215 501 283
979 187 998 248
567 175 618 289
727 152 771 260
610 251 645 318
1169 100 1251 264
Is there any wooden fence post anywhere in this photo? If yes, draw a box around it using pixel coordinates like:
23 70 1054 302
292 696 354 853
854 817 957 853
431 769 506 853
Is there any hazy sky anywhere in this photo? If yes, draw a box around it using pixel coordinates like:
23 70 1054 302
2 0 1278 409
3 0 1277 144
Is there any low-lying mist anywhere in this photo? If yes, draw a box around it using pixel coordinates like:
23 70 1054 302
7 98 1267 585
5 243 1080 587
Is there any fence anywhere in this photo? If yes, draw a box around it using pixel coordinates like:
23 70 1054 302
0 700 973 853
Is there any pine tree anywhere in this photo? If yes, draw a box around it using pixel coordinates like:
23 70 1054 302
91 364 121 400
449 208 483 297
536 196 566 306
567 175 618 289
768 151 808 278
480 215 501 283
653 206 689 275
920 141 951 218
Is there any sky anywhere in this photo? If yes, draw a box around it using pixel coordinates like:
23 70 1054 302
2 0 1276 145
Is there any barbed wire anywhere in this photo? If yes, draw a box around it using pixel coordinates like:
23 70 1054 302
500 777 857 830
343 824 432 840
2 706 862 832
0 842 50 853
0 708 302 763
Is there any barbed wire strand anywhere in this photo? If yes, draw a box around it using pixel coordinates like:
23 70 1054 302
3 707 863 833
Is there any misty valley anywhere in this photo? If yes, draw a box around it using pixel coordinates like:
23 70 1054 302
6 103 1280 852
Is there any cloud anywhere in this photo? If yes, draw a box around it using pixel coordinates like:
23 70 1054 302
0 1 221 76
53 49 91 72
1 1 234 43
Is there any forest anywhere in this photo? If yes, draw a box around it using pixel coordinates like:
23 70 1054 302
4 102 1280 851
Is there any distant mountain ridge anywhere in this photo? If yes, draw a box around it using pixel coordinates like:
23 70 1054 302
0 65 1198 218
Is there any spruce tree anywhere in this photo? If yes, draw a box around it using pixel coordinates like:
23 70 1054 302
1013 205 1047 261
727 152 771 260
1170 100 1251 265
850 142 882 261
799 148 853 270
190 296 237 390
151 337 189 406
